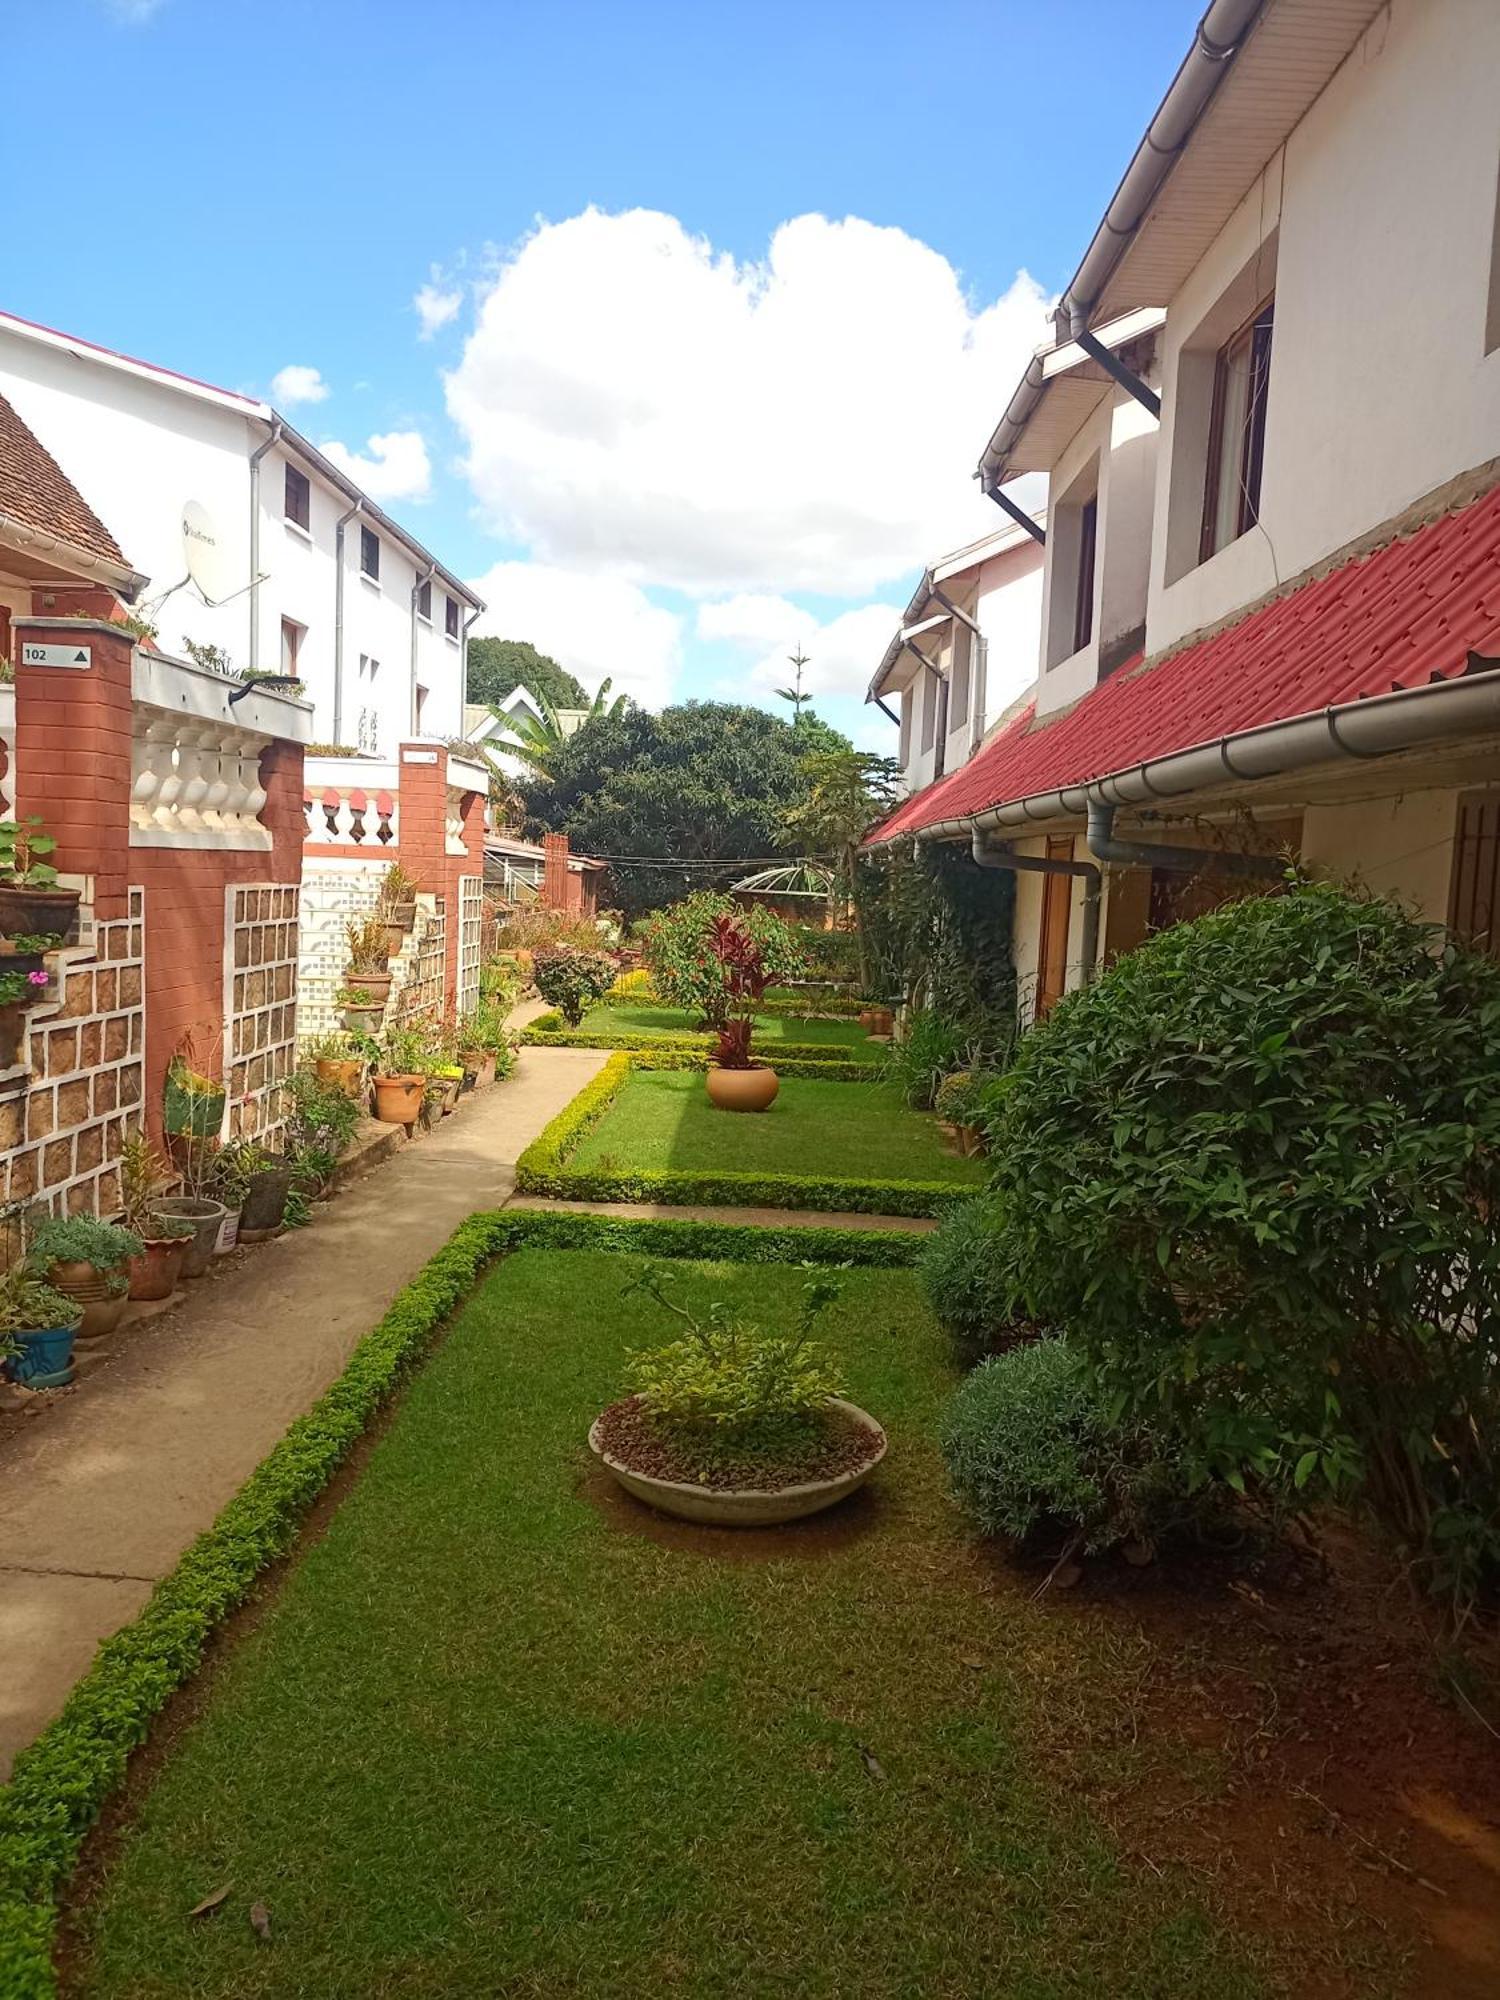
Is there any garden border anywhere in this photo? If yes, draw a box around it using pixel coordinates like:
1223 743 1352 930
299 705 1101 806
521 1010 880 1072
514 1050 970 1217
0 1207 924 1997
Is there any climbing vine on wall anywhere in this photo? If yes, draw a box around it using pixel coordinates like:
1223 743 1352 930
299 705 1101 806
855 843 1016 1050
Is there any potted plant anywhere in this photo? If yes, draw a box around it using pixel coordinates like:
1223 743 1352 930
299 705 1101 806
213 1136 296 1242
344 914 395 1004
163 1049 227 1146
858 999 897 1039
377 862 418 949
0 1268 84 1390
0 963 52 1068
0 817 81 942
702 914 778 1112
338 983 385 1034
118 1131 196 1299
589 1267 886 1527
0 930 61 982
306 1029 365 1101
371 1022 432 1126
25 1216 141 1343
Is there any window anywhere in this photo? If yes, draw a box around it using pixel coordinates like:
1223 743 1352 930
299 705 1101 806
416 579 433 622
284 465 310 531
445 594 460 640
360 526 381 581
1072 495 1098 654
280 617 303 679
1201 297 1274 561
1450 794 1500 959
919 665 937 752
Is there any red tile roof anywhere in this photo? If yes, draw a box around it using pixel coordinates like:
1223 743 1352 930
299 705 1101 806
0 390 132 573
868 480 1500 845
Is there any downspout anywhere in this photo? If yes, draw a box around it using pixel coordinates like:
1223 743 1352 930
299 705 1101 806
969 831 1102 989
247 419 283 670
1084 799 1282 879
332 499 363 746
461 606 481 724
411 559 437 735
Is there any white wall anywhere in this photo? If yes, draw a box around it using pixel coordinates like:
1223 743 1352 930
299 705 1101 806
973 538 1044 729
1300 789 1459 925
1148 0 1500 653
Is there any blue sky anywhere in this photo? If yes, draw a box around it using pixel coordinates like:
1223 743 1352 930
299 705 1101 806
8 0 1193 745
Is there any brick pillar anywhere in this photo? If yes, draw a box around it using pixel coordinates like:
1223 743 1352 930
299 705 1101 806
12 614 135 922
260 739 307 882
395 742 447 895
542 832 570 911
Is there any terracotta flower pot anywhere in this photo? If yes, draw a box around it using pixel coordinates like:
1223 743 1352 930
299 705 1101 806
705 1064 780 1112
46 1267 129 1342
127 1236 187 1301
387 900 416 932
345 967 393 1003
373 1072 424 1125
860 1007 895 1037
380 920 407 960
315 1055 364 1100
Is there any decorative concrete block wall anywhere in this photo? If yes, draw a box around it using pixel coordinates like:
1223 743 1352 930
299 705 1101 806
398 901 447 1023
0 891 145 1218
226 884 301 1140
295 858 389 1042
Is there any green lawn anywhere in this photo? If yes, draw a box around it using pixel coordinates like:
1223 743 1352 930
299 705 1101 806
69 1251 1284 1998
568 1070 986 1185
578 1002 872 1050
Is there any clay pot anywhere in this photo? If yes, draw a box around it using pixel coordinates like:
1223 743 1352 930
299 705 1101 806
386 900 417 932
345 967 393 1003
316 1055 364 1101
127 1236 188 1301
373 1072 424 1125
859 1007 895 1037
0 882 80 944
46 1268 129 1341
705 1064 779 1112
380 920 407 960
342 1003 384 1035
152 1197 227 1278
590 1398 886 1527
439 1075 462 1115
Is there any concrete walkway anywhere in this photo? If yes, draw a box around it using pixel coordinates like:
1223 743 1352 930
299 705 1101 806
0 1042 605 1776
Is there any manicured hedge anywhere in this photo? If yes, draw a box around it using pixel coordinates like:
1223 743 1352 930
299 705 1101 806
0 1207 921 1996
521 1012 877 1070
513 1052 962 1218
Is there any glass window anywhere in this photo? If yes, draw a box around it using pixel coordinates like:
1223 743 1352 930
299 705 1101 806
416 579 432 621
1072 495 1098 654
284 465 310 531
360 526 381 580
445 594 460 639
1202 298 1274 560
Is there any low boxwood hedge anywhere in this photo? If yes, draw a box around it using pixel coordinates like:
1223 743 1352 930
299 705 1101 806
513 1052 963 1218
0 1207 921 1996
521 1012 878 1071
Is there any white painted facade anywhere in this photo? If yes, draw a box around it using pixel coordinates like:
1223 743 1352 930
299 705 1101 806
0 313 481 753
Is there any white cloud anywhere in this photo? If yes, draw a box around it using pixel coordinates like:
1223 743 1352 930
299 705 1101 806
320 430 432 503
414 282 463 340
103 0 164 21
445 207 1051 598
700 596 903 704
468 562 682 710
270 364 329 408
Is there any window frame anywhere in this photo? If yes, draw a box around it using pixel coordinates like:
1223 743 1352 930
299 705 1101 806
359 525 381 582
284 464 311 533
416 579 433 623
1200 294 1275 563
1071 495 1098 655
444 594 460 640
279 616 303 679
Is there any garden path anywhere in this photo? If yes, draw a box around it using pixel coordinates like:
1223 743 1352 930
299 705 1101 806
0 1039 606 1777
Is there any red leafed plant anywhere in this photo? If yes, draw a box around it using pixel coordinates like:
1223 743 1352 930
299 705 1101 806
708 914 768 1070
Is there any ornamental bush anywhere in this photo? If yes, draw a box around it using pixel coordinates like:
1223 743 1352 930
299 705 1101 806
640 893 806 1030
983 880 1500 1612
917 1197 1036 1364
533 944 616 1026
940 1338 1192 1551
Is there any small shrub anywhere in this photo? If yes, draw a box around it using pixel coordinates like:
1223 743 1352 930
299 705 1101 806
885 1009 964 1108
940 1339 1191 1551
608 968 656 1001
26 1217 141 1274
533 944 615 1027
640 893 805 1031
917 1197 1035 1364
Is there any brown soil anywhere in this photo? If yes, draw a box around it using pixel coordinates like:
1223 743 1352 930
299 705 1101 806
593 1395 881 1490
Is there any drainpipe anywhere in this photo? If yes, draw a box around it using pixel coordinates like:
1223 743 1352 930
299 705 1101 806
461 606 481 725
969 830 1103 988
247 419 283 669
332 498 363 746
1084 799 1283 879
411 559 437 735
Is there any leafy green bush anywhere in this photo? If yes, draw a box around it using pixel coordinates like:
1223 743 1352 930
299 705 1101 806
884 1009 964 1108
941 1339 1190 1551
983 880 1500 1612
917 1198 1035 1363
533 944 615 1026
640 893 805 1031
26 1217 141 1274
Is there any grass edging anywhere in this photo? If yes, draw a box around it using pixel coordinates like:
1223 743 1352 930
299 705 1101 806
514 1051 966 1218
0 1207 924 1996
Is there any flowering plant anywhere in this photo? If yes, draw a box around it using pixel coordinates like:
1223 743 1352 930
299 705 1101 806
707 913 769 1070
0 968 49 1009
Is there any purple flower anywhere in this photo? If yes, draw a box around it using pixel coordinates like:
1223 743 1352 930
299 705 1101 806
26 969 48 987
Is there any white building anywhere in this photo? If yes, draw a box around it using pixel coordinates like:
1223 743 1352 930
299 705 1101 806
869 0 1500 1024
865 520 1044 797
461 683 592 783
0 311 482 754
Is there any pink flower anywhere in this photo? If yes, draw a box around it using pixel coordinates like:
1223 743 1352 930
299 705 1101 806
26 970 48 987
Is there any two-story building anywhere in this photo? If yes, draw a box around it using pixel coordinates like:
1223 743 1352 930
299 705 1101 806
866 519 1044 798
0 311 483 755
868 0 1500 1024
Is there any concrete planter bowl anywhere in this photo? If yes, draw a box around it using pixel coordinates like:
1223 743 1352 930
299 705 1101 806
588 1398 887 1527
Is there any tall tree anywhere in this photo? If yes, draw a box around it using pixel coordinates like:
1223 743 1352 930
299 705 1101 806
775 646 812 731
521 701 852 917
466 637 588 712
780 748 902 984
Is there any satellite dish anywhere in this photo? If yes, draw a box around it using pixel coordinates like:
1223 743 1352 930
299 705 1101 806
182 499 234 603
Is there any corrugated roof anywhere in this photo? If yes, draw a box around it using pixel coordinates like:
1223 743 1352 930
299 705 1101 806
867 479 1500 844
0 389 132 573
